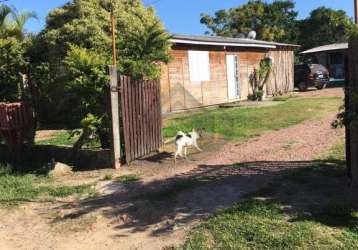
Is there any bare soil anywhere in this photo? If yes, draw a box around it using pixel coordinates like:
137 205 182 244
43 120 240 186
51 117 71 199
291 86 343 98
0 88 345 250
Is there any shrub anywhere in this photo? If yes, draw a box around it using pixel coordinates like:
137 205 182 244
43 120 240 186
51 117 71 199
0 38 28 102
249 57 272 101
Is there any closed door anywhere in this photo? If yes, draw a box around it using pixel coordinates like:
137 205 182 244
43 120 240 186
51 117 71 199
226 55 240 100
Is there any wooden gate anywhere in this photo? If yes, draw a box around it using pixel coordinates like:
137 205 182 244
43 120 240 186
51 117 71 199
119 76 162 162
0 102 34 156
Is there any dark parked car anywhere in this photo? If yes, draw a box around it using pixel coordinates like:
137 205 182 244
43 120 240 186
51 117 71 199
294 64 330 91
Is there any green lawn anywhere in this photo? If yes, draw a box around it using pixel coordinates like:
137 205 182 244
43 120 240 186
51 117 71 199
36 130 101 148
36 130 79 146
0 165 96 207
164 97 342 140
178 142 358 250
35 96 342 146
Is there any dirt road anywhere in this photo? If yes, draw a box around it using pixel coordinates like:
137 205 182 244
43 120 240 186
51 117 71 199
0 88 345 250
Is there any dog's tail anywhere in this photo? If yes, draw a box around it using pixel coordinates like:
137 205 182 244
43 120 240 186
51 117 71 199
164 131 185 144
164 137 176 144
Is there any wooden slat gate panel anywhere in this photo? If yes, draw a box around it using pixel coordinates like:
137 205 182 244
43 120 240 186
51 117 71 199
119 76 162 162
0 102 34 155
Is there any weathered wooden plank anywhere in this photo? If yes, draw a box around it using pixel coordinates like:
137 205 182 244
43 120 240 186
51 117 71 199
109 66 121 169
143 80 149 155
139 79 144 157
119 75 163 162
149 80 155 151
156 79 163 148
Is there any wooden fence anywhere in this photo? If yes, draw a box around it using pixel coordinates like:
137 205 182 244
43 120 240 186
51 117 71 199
0 102 34 156
119 76 162 162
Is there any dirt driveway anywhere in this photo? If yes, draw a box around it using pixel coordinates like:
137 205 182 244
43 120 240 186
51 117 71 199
0 88 345 250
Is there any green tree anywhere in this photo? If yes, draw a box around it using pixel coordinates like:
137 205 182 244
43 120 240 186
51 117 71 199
29 0 171 148
37 0 170 78
0 37 28 102
298 7 355 50
7 10 37 40
0 4 37 40
200 0 298 43
0 4 36 102
0 4 11 33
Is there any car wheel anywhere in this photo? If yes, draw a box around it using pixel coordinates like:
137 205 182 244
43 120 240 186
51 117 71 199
298 81 308 92
316 83 327 90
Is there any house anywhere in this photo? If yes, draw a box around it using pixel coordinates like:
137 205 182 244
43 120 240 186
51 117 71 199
301 43 348 81
160 34 298 114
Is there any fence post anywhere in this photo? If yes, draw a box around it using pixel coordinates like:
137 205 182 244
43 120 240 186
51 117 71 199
345 55 352 184
348 38 358 187
109 66 121 169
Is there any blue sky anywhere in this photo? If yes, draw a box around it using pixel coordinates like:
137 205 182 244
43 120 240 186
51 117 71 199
5 0 355 35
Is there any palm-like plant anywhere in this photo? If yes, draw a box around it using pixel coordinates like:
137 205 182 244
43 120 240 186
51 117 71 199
0 4 37 39
0 4 11 35
249 57 273 101
8 10 37 39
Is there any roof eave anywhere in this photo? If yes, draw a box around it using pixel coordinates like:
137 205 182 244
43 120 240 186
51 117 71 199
170 39 277 49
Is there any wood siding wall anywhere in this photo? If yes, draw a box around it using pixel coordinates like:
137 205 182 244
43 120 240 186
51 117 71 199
160 44 294 114
267 47 295 95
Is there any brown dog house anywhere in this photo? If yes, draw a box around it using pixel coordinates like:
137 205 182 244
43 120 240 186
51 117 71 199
160 34 298 114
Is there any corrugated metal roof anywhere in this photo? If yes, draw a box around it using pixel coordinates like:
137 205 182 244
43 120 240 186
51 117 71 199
170 34 299 49
301 43 348 54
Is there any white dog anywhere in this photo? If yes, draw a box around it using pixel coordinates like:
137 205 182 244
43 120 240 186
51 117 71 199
174 129 203 163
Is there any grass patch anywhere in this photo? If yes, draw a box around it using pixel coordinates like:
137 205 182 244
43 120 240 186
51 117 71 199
164 97 341 140
102 174 113 181
319 140 346 162
180 199 357 250
36 130 78 146
178 142 357 249
38 185 95 198
272 96 290 102
0 164 95 207
286 140 346 184
115 174 141 184
36 130 101 148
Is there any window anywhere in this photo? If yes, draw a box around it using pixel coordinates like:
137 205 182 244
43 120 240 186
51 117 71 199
188 51 210 82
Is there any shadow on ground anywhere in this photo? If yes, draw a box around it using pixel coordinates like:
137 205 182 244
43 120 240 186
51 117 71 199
52 156 357 238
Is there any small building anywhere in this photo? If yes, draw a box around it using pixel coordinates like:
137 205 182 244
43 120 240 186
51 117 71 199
160 34 298 114
301 43 348 81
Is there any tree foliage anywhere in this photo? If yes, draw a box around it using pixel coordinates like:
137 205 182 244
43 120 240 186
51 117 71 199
64 45 111 147
249 57 272 101
27 0 171 148
36 0 170 78
298 7 355 50
0 4 35 102
0 37 28 102
200 0 298 43
0 4 37 40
